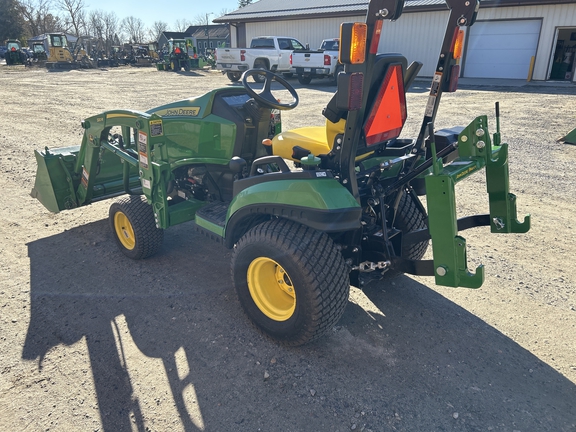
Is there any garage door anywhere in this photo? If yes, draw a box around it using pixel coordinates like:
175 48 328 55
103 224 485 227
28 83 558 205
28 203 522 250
464 20 541 79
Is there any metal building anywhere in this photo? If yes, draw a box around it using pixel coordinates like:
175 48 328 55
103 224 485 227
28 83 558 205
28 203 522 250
214 0 576 83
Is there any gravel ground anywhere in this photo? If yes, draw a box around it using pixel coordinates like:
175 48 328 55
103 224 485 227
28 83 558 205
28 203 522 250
0 63 575 431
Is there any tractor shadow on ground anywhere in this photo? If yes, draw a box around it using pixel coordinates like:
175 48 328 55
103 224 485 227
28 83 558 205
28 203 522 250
24 220 576 431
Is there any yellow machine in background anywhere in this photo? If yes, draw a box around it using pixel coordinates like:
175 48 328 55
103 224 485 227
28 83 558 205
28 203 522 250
44 33 74 68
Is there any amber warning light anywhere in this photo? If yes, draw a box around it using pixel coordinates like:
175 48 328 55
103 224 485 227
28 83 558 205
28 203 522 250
339 22 367 65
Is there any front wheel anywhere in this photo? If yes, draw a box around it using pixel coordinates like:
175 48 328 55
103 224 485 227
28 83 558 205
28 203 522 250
252 59 267 83
232 219 350 346
109 195 164 259
227 71 241 82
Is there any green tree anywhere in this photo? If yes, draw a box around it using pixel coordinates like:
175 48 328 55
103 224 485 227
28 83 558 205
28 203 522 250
0 0 26 40
238 0 253 7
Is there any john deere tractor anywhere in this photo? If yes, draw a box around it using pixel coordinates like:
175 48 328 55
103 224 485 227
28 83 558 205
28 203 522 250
158 38 191 71
32 0 529 346
4 39 27 65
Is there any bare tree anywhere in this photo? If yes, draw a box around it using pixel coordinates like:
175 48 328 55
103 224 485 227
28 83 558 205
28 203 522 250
103 10 119 46
87 9 104 39
218 8 231 17
173 18 191 32
55 0 86 36
121 16 145 43
20 0 62 36
149 20 167 42
192 14 207 26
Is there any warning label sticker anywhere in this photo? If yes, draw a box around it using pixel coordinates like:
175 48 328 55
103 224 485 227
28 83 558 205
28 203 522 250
150 119 163 137
81 167 89 188
425 72 443 117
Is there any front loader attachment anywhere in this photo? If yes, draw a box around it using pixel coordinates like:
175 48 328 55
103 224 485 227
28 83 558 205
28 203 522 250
31 146 80 213
31 111 148 213
424 115 530 288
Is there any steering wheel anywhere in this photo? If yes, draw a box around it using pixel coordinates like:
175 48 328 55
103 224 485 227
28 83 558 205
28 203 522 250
241 69 299 110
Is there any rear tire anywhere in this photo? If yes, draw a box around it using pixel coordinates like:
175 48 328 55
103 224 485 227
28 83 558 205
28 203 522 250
395 191 429 260
109 195 163 260
232 219 350 346
252 60 267 83
227 71 241 82
297 74 312 85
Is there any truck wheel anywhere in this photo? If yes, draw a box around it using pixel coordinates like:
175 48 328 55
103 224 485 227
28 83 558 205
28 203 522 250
227 71 241 82
171 61 178 71
232 219 350 346
331 65 344 85
252 60 267 83
109 195 163 260
297 74 312 85
183 62 190 72
395 191 428 260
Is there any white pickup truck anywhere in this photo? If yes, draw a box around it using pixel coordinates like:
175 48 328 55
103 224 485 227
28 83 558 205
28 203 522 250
290 38 343 85
216 36 306 83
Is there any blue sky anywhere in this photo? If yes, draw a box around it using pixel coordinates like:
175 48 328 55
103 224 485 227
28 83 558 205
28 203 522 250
85 0 242 29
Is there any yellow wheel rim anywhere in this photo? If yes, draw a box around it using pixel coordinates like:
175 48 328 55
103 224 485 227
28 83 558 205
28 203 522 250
114 211 136 251
247 257 296 321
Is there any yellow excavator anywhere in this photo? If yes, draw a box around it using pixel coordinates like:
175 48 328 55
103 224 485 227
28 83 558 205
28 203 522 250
37 33 92 69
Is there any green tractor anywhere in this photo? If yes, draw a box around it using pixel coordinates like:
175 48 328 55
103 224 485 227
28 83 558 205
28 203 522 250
32 0 529 346
4 39 28 65
162 38 191 71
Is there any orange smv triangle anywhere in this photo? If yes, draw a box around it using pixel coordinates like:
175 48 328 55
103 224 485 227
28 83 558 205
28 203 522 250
364 64 407 146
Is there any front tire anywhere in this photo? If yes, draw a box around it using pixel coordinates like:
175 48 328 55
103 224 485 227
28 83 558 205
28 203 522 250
109 195 164 260
252 59 267 83
227 71 241 82
232 219 350 346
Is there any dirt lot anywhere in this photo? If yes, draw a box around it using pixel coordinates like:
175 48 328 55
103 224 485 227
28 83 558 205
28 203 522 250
0 64 575 432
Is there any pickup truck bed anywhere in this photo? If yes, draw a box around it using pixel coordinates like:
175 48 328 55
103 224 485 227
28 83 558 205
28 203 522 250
290 38 342 85
217 36 306 83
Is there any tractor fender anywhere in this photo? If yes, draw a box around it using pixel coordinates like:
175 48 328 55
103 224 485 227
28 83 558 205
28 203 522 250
224 178 361 248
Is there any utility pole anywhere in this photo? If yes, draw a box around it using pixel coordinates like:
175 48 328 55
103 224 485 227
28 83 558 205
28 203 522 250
205 12 213 55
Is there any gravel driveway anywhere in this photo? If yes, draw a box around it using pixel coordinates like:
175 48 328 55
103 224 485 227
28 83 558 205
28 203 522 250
0 64 575 431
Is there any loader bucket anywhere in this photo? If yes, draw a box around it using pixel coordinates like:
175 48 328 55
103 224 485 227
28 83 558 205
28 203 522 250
559 127 576 145
31 146 80 213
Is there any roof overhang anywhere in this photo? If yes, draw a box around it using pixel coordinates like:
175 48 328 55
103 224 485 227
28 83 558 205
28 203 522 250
214 0 576 24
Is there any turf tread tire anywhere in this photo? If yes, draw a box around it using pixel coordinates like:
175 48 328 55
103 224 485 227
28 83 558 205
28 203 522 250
395 192 428 260
232 219 350 346
109 195 164 260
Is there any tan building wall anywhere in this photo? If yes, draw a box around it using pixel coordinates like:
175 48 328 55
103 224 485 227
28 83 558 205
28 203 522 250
233 3 576 81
